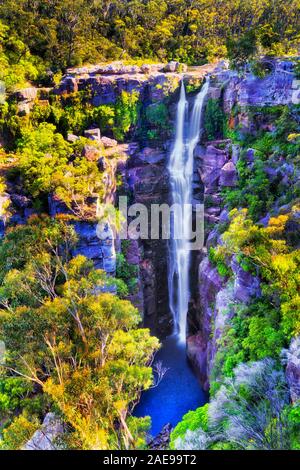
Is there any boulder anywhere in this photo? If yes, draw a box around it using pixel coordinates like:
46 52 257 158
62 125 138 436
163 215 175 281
23 413 63 450
67 133 80 143
84 128 101 142
17 102 32 115
219 161 237 187
82 144 102 161
101 136 118 148
137 147 166 165
163 61 187 73
15 87 38 102
231 256 261 303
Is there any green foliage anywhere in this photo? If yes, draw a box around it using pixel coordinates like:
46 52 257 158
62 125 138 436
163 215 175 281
15 123 105 217
208 247 232 278
250 59 273 78
0 20 46 91
0 218 160 449
0 413 39 449
242 316 284 360
113 91 140 141
170 404 209 449
204 99 226 141
0 1 298 69
17 123 71 196
0 377 33 413
226 30 257 70
116 249 139 295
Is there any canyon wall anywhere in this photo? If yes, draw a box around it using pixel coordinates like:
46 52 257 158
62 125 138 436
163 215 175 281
187 59 300 394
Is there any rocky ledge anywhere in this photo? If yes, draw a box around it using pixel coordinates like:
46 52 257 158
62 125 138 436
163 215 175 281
55 61 220 105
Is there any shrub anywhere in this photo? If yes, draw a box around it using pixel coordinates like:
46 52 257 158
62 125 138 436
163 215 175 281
204 99 226 141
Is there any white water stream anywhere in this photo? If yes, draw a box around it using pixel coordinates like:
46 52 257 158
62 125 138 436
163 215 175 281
168 80 209 343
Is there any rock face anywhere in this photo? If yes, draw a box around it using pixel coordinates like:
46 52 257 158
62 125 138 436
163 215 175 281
187 258 225 390
221 60 297 113
195 140 235 226
23 413 63 450
71 220 116 273
124 145 172 337
148 423 172 450
14 87 38 115
124 239 144 314
231 256 261 303
285 337 300 402
55 61 220 106
187 63 298 391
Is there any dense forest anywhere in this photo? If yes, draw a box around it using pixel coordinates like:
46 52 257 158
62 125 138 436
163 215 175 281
0 0 299 86
0 0 299 453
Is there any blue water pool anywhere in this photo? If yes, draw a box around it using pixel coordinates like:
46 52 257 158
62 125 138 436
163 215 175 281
133 335 208 437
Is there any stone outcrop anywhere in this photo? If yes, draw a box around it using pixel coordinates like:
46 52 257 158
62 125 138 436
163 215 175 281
284 337 300 403
221 60 297 113
71 220 116 274
23 413 63 450
195 140 235 226
148 423 172 450
231 256 261 303
14 87 38 115
55 61 220 106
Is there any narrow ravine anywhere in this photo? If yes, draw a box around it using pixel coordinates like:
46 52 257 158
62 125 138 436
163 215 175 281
133 335 207 436
134 81 209 436
168 80 209 342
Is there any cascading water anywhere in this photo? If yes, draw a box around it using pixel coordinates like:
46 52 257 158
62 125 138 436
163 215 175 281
134 80 209 434
168 80 209 343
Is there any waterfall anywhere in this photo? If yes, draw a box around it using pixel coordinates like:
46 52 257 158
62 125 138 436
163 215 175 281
168 80 209 343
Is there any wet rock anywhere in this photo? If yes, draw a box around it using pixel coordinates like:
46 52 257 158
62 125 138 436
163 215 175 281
148 424 172 450
136 147 166 165
187 258 225 390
